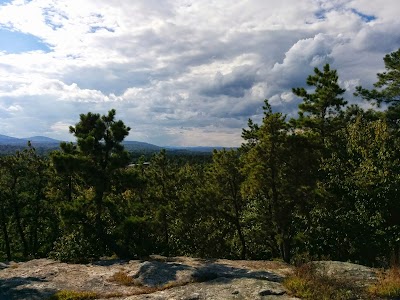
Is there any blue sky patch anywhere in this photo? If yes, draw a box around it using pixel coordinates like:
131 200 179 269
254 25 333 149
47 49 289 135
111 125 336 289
351 9 376 22
0 28 51 53
314 9 326 20
89 26 115 33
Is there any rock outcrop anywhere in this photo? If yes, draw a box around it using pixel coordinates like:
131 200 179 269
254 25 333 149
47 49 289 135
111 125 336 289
0 256 379 300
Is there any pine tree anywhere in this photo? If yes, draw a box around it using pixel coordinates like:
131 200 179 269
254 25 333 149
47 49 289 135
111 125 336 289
52 109 131 258
293 64 346 141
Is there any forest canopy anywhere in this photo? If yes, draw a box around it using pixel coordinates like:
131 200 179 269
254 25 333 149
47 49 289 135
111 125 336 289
1 48 400 267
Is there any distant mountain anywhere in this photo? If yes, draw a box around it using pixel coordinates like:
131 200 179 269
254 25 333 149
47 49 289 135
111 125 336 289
123 140 162 151
0 134 227 154
0 134 61 145
165 146 236 152
0 134 24 144
0 134 162 151
22 136 61 144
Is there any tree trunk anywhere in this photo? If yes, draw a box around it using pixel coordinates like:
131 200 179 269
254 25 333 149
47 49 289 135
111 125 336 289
31 185 42 257
231 181 246 260
280 236 291 263
0 205 11 261
163 213 170 257
67 175 72 202
11 177 29 257
232 200 246 259
391 244 400 267
93 184 128 258
94 186 106 253
235 220 247 260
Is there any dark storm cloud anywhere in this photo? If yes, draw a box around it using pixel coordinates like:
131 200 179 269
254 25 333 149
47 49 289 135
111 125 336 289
200 66 259 98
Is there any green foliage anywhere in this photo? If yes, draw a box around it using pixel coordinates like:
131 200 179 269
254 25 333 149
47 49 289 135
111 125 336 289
50 227 101 263
3 50 400 267
355 48 400 130
0 143 56 261
114 215 157 257
355 48 400 105
314 116 400 264
205 149 247 259
51 109 132 258
241 100 318 262
293 63 346 140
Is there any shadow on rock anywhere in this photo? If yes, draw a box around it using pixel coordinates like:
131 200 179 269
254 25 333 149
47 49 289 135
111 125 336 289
134 261 194 286
0 276 56 300
134 260 284 289
92 259 129 267
192 263 283 283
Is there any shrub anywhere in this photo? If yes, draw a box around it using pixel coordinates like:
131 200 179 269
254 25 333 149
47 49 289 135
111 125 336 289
368 267 400 298
50 228 102 263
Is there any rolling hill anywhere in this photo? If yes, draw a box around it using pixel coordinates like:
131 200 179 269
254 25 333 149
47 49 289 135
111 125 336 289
0 134 162 152
0 134 225 154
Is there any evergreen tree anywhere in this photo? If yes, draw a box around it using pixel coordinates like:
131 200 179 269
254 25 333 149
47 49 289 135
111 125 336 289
292 64 346 142
355 48 400 128
241 100 318 262
0 144 53 260
317 116 400 265
355 48 400 105
145 149 179 256
52 109 131 259
206 149 247 259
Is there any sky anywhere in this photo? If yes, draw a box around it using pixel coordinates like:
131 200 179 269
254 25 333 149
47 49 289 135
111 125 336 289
0 0 399 146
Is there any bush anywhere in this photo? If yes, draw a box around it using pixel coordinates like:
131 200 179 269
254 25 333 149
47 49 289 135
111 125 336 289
114 216 158 257
50 228 102 263
368 267 400 298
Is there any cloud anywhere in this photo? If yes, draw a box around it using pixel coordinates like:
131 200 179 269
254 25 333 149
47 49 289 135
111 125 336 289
0 0 398 145
200 65 259 98
270 33 340 88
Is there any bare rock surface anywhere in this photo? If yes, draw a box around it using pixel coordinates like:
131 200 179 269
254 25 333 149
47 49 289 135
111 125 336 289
120 277 296 300
310 261 378 287
0 256 378 300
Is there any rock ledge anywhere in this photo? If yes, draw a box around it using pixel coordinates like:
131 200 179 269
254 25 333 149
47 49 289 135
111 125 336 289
0 257 378 300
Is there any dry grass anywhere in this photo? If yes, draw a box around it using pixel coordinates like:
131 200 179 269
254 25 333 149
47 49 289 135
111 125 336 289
47 281 189 300
106 269 192 297
108 270 141 286
122 281 189 296
283 264 370 300
231 260 291 271
368 267 400 298
47 290 98 300
48 290 128 300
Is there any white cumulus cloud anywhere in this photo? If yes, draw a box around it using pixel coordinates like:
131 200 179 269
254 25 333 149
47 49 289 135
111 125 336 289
0 0 398 145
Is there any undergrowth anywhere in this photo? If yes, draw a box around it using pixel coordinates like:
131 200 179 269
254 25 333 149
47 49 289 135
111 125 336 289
106 270 193 296
108 270 141 286
368 267 400 298
283 264 369 300
285 263 400 300
48 290 98 300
